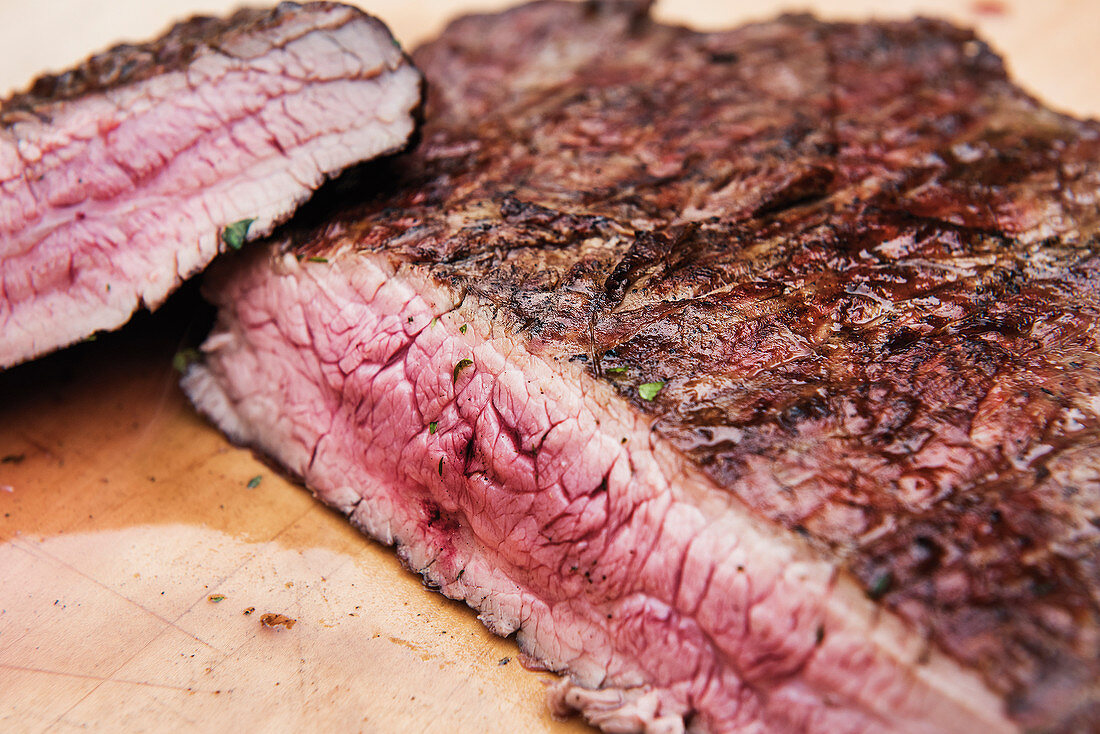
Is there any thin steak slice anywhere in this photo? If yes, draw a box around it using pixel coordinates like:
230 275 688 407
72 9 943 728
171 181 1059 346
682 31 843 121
183 2 1100 732
0 1 422 369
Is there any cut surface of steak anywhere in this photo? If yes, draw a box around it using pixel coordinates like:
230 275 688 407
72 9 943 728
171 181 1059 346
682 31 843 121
183 2 1100 732
0 1 422 369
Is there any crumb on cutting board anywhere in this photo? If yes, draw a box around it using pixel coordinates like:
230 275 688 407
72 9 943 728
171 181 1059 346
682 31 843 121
260 612 296 629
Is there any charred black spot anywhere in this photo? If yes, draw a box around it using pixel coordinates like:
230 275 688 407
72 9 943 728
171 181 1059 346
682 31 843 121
753 166 835 217
603 229 675 306
884 329 922 354
958 312 1032 338
777 396 830 432
911 536 942 573
707 50 740 64
1032 578 1055 597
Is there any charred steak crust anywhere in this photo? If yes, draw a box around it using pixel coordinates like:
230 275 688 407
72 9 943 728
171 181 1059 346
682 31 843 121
0 2 423 368
188 2 1100 732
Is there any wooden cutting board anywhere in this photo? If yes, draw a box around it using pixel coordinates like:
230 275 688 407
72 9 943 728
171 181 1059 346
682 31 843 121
1 2 1097 732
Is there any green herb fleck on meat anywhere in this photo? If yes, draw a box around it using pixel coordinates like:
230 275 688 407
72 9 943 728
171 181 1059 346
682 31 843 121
453 358 473 383
208 594 225 603
246 475 262 489
221 218 255 250
866 569 894 600
429 422 438 435
307 256 329 264
438 457 444 476
459 324 468 334
172 348 201 373
605 366 627 373
638 381 665 400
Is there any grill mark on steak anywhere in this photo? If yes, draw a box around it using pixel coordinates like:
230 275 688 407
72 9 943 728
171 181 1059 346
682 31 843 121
186 2 1100 732
0 2 423 369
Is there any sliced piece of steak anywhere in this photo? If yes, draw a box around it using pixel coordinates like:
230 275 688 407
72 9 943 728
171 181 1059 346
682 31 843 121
0 2 422 369
183 2 1100 732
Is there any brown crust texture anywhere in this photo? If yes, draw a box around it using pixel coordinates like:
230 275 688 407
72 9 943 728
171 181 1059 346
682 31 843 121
285 3 1100 728
0 1 404 127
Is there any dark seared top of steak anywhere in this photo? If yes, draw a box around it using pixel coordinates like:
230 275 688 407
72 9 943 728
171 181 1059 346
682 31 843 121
0 1 398 127
286 2 1100 726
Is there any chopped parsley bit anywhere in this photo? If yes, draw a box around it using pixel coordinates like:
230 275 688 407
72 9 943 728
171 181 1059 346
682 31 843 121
438 457 444 476
605 366 627 373
208 594 225 603
83 333 97 343
306 256 329 263
172 348 201 373
459 324 468 334
867 569 894 600
453 358 473 383
637 381 665 401
429 421 438 435
221 218 255 251
431 317 438 328
246 475 262 489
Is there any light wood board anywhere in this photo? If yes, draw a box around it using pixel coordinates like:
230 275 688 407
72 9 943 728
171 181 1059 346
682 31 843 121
0 1 1097 732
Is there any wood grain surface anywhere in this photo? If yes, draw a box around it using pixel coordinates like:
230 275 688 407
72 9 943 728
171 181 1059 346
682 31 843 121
1 1 1097 732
